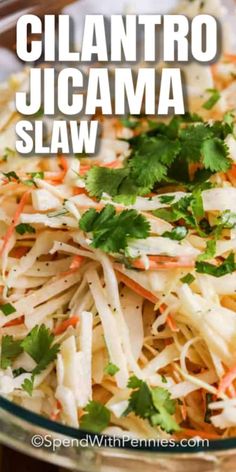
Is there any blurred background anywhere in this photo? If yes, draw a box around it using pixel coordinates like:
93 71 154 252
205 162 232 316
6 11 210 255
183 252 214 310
0 0 235 81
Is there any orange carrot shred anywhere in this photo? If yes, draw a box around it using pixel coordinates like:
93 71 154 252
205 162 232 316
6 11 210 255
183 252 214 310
218 364 236 396
59 155 68 172
115 269 158 304
176 428 220 440
10 246 29 259
69 255 85 270
166 314 179 332
3 315 24 328
54 316 79 335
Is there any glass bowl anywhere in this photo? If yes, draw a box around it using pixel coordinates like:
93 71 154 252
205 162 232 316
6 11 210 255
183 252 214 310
1 395 236 472
1 1 236 470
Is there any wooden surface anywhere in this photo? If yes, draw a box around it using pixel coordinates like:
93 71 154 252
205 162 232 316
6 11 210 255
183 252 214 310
0 446 61 472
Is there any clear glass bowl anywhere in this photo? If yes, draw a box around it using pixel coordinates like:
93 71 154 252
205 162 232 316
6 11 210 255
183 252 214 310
1 1 236 470
1 395 236 471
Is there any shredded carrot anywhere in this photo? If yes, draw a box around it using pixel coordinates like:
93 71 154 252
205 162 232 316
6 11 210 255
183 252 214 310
166 313 179 332
227 164 236 181
10 246 29 258
132 255 194 271
224 53 236 63
50 400 62 421
175 428 220 440
0 191 31 258
80 165 91 176
217 364 236 396
3 316 24 328
69 255 85 270
54 315 79 335
73 187 88 196
211 63 218 80
58 155 68 173
180 403 187 421
101 160 122 169
115 269 158 304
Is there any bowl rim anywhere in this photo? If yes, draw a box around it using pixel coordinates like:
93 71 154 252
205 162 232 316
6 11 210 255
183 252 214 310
1 395 236 454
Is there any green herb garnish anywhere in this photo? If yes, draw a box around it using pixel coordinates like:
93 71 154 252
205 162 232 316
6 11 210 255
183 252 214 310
79 204 150 254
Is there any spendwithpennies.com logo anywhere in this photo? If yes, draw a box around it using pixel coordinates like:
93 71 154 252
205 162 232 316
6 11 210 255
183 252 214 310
31 434 209 451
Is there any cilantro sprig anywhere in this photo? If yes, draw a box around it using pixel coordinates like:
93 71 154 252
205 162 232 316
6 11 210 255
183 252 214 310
0 303 16 316
124 376 180 433
21 325 60 395
21 324 60 377
196 252 236 277
104 362 120 376
162 226 188 241
0 325 60 396
203 89 221 110
80 401 111 433
85 115 232 203
79 204 150 254
0 336 23 369
15 223 35 235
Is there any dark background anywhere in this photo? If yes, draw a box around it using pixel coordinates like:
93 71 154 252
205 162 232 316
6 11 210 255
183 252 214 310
0 446 59 472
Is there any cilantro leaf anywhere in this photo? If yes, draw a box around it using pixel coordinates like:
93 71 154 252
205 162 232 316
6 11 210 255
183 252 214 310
120 117 139 129
159 195 175 204
79 204 150 254
125 378 153 419
28 172 44 179
124 376 179 433
127 375 143 389
196 252 236 277
202 138 231 173
203 89 221 110
86 167 129 199
2 148 15 162
85 116 232 203
13 367 27 378
22 377 34 396
162 226 188 241
150 387 179 433
15 223 35 235
0 303 16 316
179 124 212 162
223 111 235 130
0 335 23 369
129 135 180 189
3 171 20 182
21 324 60 376
197 239 216 261
190 189 204 220
80 401 111 433
104 362 119 376
180 273 195 284
218 210 236 229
